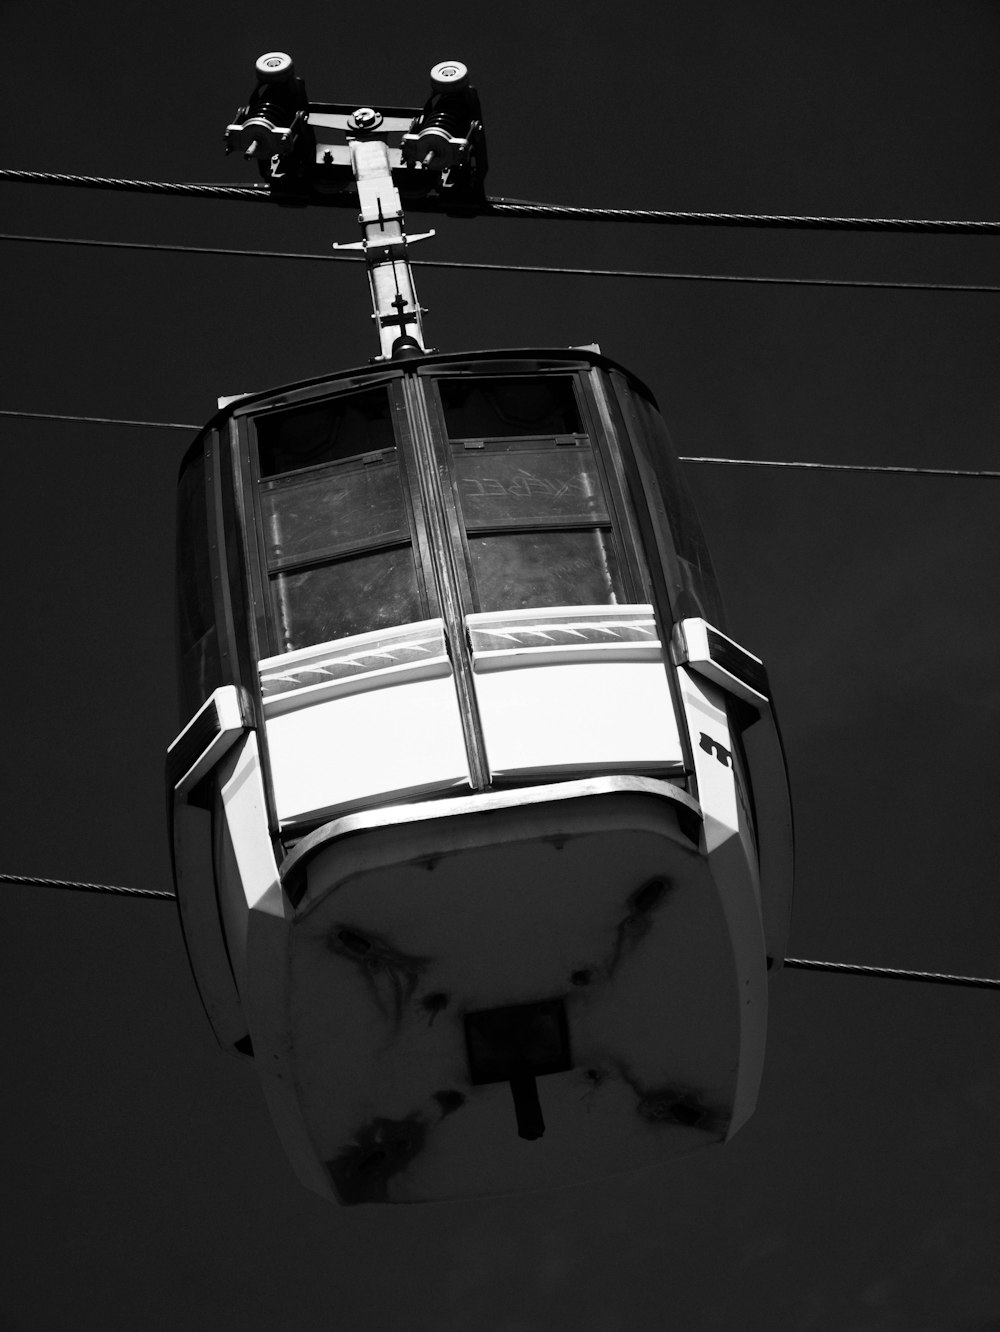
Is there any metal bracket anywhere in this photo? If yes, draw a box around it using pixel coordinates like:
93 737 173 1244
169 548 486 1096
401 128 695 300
331 229 436 254
224 56 488 356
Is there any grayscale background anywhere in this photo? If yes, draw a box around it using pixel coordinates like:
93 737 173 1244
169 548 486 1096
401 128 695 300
2 3 999 1328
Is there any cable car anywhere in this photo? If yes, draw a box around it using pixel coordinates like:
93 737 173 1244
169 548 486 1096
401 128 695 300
167 56 793 1205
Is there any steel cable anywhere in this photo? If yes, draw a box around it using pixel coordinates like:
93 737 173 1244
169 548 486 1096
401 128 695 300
3 168 1000 233
486 196 1000 234
4 410 1000 479
4 872 998 988
3 231 1000 295
0 167 268 200
784 957 1000 990
1 872 175 901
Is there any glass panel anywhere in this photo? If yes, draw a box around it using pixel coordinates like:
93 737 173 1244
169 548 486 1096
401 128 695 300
626 388 724 624
256 387 396 477
261 453 409 568
467 530 625 612
440 376 582 440
221 457 250 682
453 442 609 529
176 443 221 717
269 547 423 652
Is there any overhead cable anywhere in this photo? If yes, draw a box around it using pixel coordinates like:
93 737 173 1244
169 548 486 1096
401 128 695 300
2 168 1000 234
3 409 998 479
0 168 265 201
3 231 999 295
5 872 999 988
784 956 1000 990
680 457 1000 480
1 872 175 901
0 409 198 431
487 196 1000 235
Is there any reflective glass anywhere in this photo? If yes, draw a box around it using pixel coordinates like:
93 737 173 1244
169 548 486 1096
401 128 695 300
261 454 409 568
453 442 609 528
467 530 625 612
441 376 582 440
176 444 221 716
627 389 724 624
269 547 423 652
256 387 396 477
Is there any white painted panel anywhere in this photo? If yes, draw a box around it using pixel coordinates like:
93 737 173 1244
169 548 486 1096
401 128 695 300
673 665 739 849
266 674 471 825
214 733 286 993
168 684 248 794
474 661 683 778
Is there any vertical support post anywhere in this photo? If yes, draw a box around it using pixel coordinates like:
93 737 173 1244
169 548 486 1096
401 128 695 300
347 136 430 359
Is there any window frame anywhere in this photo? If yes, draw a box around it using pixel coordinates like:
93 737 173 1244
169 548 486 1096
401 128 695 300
235 363 658 660
176 434 223 718
240 375 437 660
423 368 647 614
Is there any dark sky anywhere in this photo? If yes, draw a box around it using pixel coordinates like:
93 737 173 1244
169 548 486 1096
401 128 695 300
3 2 1000 1329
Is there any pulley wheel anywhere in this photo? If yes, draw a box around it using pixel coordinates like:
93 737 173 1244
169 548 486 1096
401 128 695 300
430 61 468 89
256 52 294 83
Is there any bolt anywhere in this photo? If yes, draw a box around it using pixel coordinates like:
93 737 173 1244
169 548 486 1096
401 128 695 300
351 107 382 131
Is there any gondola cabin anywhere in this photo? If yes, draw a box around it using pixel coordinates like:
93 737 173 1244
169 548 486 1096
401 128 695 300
168 53 791 1204
168 347 793 1204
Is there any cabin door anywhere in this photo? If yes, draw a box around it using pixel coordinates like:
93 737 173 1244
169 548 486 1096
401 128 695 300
408 371 686 785
249 379 473 826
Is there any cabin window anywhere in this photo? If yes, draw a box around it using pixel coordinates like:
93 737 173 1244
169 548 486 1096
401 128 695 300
441 376 626 612
439 376 583 440
626 390 724 624
254 389 424 653
176 443 222 716
256 388 396 477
